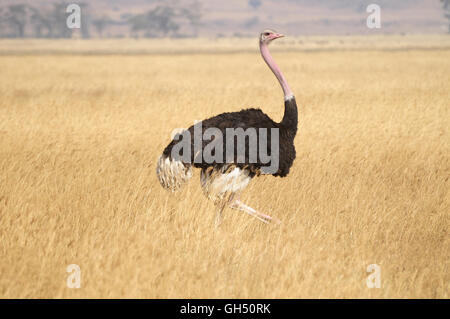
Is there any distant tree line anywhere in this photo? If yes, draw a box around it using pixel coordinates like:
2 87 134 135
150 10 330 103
442 0 450 33
0 1 202 38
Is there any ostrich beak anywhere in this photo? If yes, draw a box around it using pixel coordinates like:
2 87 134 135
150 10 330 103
273 33 284 39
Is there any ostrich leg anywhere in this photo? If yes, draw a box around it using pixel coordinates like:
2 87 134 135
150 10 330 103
229 195 280 224
214 193 237 227
214 204 226 227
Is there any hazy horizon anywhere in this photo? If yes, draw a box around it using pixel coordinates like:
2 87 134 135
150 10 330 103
0 0 448 38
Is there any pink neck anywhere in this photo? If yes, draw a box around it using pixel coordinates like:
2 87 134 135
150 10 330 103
260 41 293 99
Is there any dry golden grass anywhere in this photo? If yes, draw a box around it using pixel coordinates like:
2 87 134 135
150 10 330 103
1 35 449 55
0 37 449 298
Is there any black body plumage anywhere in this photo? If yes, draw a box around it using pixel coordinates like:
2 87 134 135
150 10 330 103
162 97 298 178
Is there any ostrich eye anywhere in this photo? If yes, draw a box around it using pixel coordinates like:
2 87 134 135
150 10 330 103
263 32 270 36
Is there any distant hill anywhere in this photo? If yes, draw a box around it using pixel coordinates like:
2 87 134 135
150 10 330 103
0 0 447 37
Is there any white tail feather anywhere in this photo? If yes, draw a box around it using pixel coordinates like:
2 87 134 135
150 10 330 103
156 155 192 191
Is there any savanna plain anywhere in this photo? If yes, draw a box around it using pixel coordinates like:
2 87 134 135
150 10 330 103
0 36 449 298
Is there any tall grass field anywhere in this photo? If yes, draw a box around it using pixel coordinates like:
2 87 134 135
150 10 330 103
0 36 449 298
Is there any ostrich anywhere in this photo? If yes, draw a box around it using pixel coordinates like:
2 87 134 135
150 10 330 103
156 29 297 225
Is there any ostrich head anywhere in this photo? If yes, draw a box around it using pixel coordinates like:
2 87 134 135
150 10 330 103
259 29 284 45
